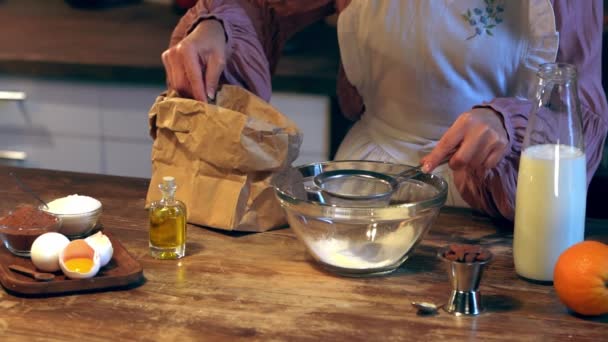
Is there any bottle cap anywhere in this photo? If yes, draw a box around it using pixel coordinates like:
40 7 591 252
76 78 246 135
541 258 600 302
162 176 176 188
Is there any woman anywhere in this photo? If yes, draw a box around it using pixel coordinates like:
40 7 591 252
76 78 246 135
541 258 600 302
162 0 607 220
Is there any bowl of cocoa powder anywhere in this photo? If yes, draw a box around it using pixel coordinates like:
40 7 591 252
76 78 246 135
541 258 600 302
0 206 61 257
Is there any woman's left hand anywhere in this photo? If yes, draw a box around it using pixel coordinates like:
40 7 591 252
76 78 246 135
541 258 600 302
420 108 509 175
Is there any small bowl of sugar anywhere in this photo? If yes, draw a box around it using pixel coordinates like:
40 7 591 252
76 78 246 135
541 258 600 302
40 194 102 238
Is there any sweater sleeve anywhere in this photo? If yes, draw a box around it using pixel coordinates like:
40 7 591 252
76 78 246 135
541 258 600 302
457 0 608 220
169 0 336 101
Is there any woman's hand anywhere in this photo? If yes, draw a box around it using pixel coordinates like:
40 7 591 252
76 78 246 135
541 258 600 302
420 108 509 175
162 19 227 102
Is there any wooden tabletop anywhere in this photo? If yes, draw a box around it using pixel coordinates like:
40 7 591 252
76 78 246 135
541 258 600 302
0 165 606 341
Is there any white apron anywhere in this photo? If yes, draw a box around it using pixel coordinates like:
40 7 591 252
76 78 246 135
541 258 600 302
335 0 559 206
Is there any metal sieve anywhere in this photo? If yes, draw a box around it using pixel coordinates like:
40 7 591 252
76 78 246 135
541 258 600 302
313 155 452 206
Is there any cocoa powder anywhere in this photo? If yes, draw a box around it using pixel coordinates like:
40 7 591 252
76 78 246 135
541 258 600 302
443 244 491 263
0 206 60 252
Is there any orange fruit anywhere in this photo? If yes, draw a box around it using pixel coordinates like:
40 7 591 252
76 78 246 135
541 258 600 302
553 240 608 316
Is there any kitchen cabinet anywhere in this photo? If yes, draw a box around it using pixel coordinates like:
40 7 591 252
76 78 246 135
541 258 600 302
0 76 158 177
0 0 336 178
0 76 329 178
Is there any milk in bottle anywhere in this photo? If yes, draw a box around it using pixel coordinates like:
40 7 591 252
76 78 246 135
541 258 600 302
513 63 586 282
514 144 586 281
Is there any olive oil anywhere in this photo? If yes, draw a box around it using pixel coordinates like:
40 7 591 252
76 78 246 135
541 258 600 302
149 176 187 259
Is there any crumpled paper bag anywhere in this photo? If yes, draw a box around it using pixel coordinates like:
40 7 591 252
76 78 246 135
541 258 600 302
146 85 302 232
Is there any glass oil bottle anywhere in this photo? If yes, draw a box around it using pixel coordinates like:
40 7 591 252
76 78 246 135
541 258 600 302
149 176 187 259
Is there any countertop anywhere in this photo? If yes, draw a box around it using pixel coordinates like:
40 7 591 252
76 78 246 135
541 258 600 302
0 165 606 340
0 0 339 94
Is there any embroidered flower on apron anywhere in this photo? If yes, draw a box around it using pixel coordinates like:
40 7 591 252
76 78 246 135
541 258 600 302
462 0 505 40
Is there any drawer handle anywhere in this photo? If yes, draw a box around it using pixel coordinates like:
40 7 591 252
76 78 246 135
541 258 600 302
0 91 26 101
0 150 27 161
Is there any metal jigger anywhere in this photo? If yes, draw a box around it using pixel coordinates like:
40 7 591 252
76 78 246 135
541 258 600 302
438 246 493 316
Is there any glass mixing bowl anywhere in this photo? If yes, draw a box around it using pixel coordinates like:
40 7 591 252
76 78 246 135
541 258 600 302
273 161 448 276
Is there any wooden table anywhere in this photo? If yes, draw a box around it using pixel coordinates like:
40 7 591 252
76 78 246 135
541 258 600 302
0 166 606 341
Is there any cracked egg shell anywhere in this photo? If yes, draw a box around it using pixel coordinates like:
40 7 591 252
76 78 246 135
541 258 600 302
59 239 101 279
85 231 113 267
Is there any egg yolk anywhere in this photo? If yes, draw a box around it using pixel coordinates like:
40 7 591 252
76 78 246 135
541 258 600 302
64 258 94 273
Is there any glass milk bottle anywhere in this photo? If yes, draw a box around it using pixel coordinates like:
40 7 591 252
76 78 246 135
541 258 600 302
514 63 586 282
149 176 187 259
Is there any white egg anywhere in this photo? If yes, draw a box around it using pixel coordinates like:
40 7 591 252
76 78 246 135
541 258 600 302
85 231 113 267
59 239 101 279
30 232 70 272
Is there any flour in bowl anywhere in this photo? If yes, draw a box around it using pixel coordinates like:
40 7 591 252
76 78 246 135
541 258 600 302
308 224 419 269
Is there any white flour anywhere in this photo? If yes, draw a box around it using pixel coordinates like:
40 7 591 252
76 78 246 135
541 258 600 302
46 194 101 215
308 224 418 269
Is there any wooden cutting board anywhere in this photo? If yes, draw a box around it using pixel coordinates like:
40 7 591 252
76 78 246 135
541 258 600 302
0 232 144 296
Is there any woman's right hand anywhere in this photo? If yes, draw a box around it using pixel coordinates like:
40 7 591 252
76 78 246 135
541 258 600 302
162 19 227 102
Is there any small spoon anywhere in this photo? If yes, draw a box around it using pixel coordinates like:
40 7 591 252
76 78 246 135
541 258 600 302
411 301 439 315
8 264 55 282
9 172 49 209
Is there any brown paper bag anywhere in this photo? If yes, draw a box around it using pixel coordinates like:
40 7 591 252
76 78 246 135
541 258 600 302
146 85 302 232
